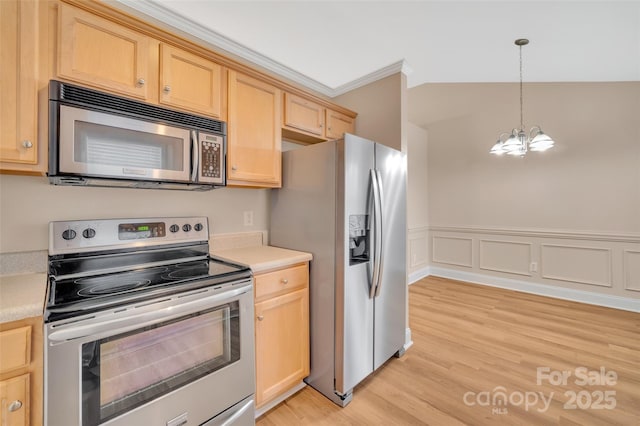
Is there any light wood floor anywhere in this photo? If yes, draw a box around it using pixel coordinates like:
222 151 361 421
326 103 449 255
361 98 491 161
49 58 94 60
256 276 640 425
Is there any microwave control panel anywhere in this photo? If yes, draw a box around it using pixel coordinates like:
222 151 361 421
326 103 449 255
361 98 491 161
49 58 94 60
198 132 224 184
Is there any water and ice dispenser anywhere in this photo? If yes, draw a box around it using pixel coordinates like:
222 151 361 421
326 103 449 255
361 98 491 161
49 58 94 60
349 214 370 265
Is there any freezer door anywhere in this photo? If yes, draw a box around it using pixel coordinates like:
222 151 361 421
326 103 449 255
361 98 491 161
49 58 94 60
373 143 407 370
335 134 376 395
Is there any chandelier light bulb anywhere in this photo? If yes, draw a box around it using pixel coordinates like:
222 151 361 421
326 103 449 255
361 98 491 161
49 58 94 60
490 39 555 157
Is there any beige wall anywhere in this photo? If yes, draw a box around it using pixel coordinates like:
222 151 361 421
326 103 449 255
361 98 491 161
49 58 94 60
333 72 407 153
407 123 428 230
408 82 640 303
409 82 640 233
407 123 429 276
0 174 269 253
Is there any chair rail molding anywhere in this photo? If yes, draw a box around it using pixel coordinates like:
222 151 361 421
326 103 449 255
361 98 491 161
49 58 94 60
429 225 640 244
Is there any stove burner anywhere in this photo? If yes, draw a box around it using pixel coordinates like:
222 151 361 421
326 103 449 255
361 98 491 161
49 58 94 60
76 277 151 297
74 266 171 298
164 268 208 280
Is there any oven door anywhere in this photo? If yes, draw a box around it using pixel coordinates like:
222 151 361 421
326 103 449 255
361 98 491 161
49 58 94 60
45 281 255 426
57 104 192 183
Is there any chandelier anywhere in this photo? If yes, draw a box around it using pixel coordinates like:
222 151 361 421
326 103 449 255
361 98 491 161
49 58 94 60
490 39 555 156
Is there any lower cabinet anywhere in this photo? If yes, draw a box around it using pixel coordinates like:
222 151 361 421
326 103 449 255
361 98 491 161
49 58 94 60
254 263 309 408
0 316 43 426
0 374 29 426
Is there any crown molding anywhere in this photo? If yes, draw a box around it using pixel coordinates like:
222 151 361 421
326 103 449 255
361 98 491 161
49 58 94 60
111 0 410 98
331 60 411 97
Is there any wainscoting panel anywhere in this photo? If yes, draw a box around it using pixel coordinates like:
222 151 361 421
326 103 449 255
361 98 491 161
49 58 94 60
426 226 640 303
541 244 612 287
624 250 640 292
432 236 472 268
408 228 428 269
479 239 532 276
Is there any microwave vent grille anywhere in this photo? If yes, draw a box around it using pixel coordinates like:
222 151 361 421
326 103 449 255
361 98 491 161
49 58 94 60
57 82 224 134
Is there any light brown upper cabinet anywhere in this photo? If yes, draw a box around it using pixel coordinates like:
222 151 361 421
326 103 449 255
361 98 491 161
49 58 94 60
0 0 39 166
57 3 155 101
227 70 282 188
159 44 225 119
57 4 227 119
325 108 355 140
283 92 356 142
283 93 324 137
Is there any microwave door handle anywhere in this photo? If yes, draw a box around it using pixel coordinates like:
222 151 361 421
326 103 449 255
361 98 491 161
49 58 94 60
191 130 199 182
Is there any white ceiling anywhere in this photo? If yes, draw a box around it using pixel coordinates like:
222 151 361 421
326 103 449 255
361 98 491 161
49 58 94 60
116 0 640 97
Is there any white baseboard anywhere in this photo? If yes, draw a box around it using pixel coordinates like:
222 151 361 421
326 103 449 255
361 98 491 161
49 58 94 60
409 265 432 284
403 327 413 353
425 266 640 313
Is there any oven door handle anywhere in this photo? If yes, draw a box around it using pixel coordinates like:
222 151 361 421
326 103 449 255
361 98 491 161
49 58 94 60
47 283 252 342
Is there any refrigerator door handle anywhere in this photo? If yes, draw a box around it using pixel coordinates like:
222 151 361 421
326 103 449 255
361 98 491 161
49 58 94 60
374 169 384 297
369 169 383 299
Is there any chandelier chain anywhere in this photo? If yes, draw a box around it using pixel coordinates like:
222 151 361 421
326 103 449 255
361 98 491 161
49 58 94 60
519 43 524 130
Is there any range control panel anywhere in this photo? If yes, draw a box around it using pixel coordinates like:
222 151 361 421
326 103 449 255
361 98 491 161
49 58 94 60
50 217 209 255
198 132 224 185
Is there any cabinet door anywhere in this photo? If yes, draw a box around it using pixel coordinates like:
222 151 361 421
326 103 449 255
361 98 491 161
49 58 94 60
57 3 153 100
0 374 29 426
255 288 309 407
227 71 281 187
325 108 355 139
159 44 225 119
283 93 324 137
0 326 31 374
0 0 38 164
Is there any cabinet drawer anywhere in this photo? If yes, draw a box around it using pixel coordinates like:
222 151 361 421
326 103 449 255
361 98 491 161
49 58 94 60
0 373 29 426
0 326 31 374
255 264 308 301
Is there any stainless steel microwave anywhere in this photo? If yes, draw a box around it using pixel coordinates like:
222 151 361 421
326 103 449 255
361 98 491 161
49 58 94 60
47 80 226 190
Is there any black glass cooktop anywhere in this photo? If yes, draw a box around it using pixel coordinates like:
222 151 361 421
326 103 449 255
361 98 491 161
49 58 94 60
46 253 251 322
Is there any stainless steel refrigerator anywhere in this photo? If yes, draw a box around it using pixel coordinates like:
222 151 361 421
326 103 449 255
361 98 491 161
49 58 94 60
270 133 407 407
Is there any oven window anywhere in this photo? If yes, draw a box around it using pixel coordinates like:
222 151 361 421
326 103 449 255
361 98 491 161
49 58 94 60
74 121 185 171
81 302 240 425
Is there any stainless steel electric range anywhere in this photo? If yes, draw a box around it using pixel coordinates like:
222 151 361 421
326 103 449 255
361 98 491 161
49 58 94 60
44 217 255 426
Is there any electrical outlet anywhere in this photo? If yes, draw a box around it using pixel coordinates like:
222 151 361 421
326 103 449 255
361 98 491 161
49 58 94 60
530 262 538 273
243 211 254 227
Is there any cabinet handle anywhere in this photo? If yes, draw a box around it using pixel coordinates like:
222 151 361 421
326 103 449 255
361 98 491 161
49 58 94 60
231 165 238 171
281 278 288 285
328 127 332 131
137 78 146 86
8 400 23 412
21 140 33 149
163 85 171 93
257 315 264 321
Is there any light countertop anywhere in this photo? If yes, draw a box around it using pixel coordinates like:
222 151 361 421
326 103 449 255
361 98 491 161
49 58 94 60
0 245 310 324
212 245 312 274
0 273 47 323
